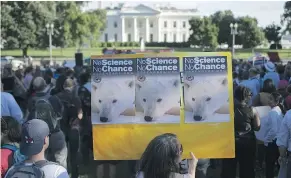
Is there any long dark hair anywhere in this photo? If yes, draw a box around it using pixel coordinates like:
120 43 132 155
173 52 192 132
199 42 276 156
261 79 276 93
1 116 21 143
138 133 182 178
234 85 252 105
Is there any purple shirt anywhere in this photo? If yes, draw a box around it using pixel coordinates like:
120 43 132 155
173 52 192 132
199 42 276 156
23 74 33 89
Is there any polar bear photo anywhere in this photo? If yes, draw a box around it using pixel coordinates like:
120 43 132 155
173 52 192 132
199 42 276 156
91 75 135 124
135 75 181 124
184 73 230 123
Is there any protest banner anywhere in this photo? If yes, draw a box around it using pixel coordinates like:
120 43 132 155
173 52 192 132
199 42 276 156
91 52 234 160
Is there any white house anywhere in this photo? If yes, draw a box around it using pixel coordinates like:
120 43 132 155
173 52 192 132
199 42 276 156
99 3 197 43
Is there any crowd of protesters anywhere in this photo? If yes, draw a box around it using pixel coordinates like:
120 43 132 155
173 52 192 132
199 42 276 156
1 54 291 178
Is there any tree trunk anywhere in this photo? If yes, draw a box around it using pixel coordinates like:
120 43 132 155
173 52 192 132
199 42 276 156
22 47 28 57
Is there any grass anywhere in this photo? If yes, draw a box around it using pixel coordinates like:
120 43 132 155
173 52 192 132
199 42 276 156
1 47 291 60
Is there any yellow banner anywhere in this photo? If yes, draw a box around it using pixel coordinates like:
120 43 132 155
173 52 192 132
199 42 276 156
91 52 234 160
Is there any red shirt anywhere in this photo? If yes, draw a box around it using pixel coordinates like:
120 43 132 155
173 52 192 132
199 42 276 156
1 148 13 177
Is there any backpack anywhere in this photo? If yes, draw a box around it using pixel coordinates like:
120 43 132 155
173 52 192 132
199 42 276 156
1 144 27 167
34 95 62 132
4 160 58 178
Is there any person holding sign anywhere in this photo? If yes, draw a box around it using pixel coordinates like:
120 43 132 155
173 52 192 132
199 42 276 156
136 133 198 178
221 86 260 178
264 92 284 178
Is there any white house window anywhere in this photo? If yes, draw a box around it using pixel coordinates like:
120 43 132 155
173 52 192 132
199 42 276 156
114 21 118 28
164 33 167 42
173 34 177 42
105 33 108 42
114 34 118 42
164 21 167 28
128 34 131 42
150 34 153 42
183 21 186 28
173 21 177 28
150 22 153 28
183 34 186 42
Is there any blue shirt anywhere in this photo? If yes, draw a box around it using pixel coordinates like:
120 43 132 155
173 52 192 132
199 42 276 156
239 77 260 104
1 92 23 124
276 110 291 152
262 71 280 89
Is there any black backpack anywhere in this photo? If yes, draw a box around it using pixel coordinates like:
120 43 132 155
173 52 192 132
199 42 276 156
34 95 63 132
4 160 58 178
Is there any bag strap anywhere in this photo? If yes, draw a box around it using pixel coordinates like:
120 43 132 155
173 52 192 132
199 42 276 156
1 144 18 152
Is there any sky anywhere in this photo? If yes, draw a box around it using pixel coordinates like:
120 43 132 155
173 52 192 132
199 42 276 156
84 1 287 27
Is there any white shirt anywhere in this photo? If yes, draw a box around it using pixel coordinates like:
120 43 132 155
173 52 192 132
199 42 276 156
264 106 283 145
277 110 291 152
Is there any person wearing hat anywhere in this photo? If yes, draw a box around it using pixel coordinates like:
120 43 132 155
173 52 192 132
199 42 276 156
276 96 291 178
262 62 280 89
4 119 69 178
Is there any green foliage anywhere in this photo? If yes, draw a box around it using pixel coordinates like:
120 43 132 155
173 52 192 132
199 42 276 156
210 10 235 46
188 16 218 49
263 23 282 43
282 1 291 34
237 16 266 48
1 1 106 55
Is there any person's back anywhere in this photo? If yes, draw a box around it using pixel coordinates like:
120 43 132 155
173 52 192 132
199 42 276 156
1 91 23 124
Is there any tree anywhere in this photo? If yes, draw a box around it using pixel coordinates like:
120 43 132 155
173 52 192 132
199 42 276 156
282 1 291 34
188 16 218 49
236 16 265 48
263 23 282 43
210 10 235 46
1 1 55 56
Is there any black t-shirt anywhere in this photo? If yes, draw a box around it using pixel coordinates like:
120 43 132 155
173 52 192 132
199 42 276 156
234 103 256 140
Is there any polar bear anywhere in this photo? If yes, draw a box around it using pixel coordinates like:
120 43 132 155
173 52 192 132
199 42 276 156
184 74 229 121
135 75 180 122
91 77 135 123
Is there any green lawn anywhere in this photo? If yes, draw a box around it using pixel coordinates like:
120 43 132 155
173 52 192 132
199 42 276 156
1 47 291 60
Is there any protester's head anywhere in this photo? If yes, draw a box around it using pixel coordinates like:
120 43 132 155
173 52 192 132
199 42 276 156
234 85 252 104
63 78 75 91
277 64 285 75
102 48 108 54
1 116 21 144
241 71 249 80
15 69 23 80
79 72 90 85
268 92 282 108
24 66 33 75
20 119 50 157
138 133 182 178
261 79 276 93
44 69 53 84
278 80 289 91
249 67 259 78
33 77 47 92
264 62 276 73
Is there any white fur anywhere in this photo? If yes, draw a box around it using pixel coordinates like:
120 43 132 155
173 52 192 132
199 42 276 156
136 75 180 122
184 74 228 121
91 77 135 122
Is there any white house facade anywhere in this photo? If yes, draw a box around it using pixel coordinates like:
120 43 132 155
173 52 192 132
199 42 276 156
99 3 197 43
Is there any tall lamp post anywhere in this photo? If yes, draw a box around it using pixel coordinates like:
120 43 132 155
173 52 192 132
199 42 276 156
230 23 238 58
46 23 54 66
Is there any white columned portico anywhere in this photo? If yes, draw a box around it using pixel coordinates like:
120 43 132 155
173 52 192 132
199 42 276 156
133 17 137 42
121 16 125 42
145 17 149 42
157 17 161 42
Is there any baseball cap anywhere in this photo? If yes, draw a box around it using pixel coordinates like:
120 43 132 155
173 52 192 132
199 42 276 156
20 119 50 157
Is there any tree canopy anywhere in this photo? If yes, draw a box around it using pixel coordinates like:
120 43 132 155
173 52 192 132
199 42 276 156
263 23 282 43
282 1 291 34
1 1 106 56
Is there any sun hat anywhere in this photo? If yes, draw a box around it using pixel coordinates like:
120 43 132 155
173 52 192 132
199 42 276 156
264 62 276 72
20 119 50 157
